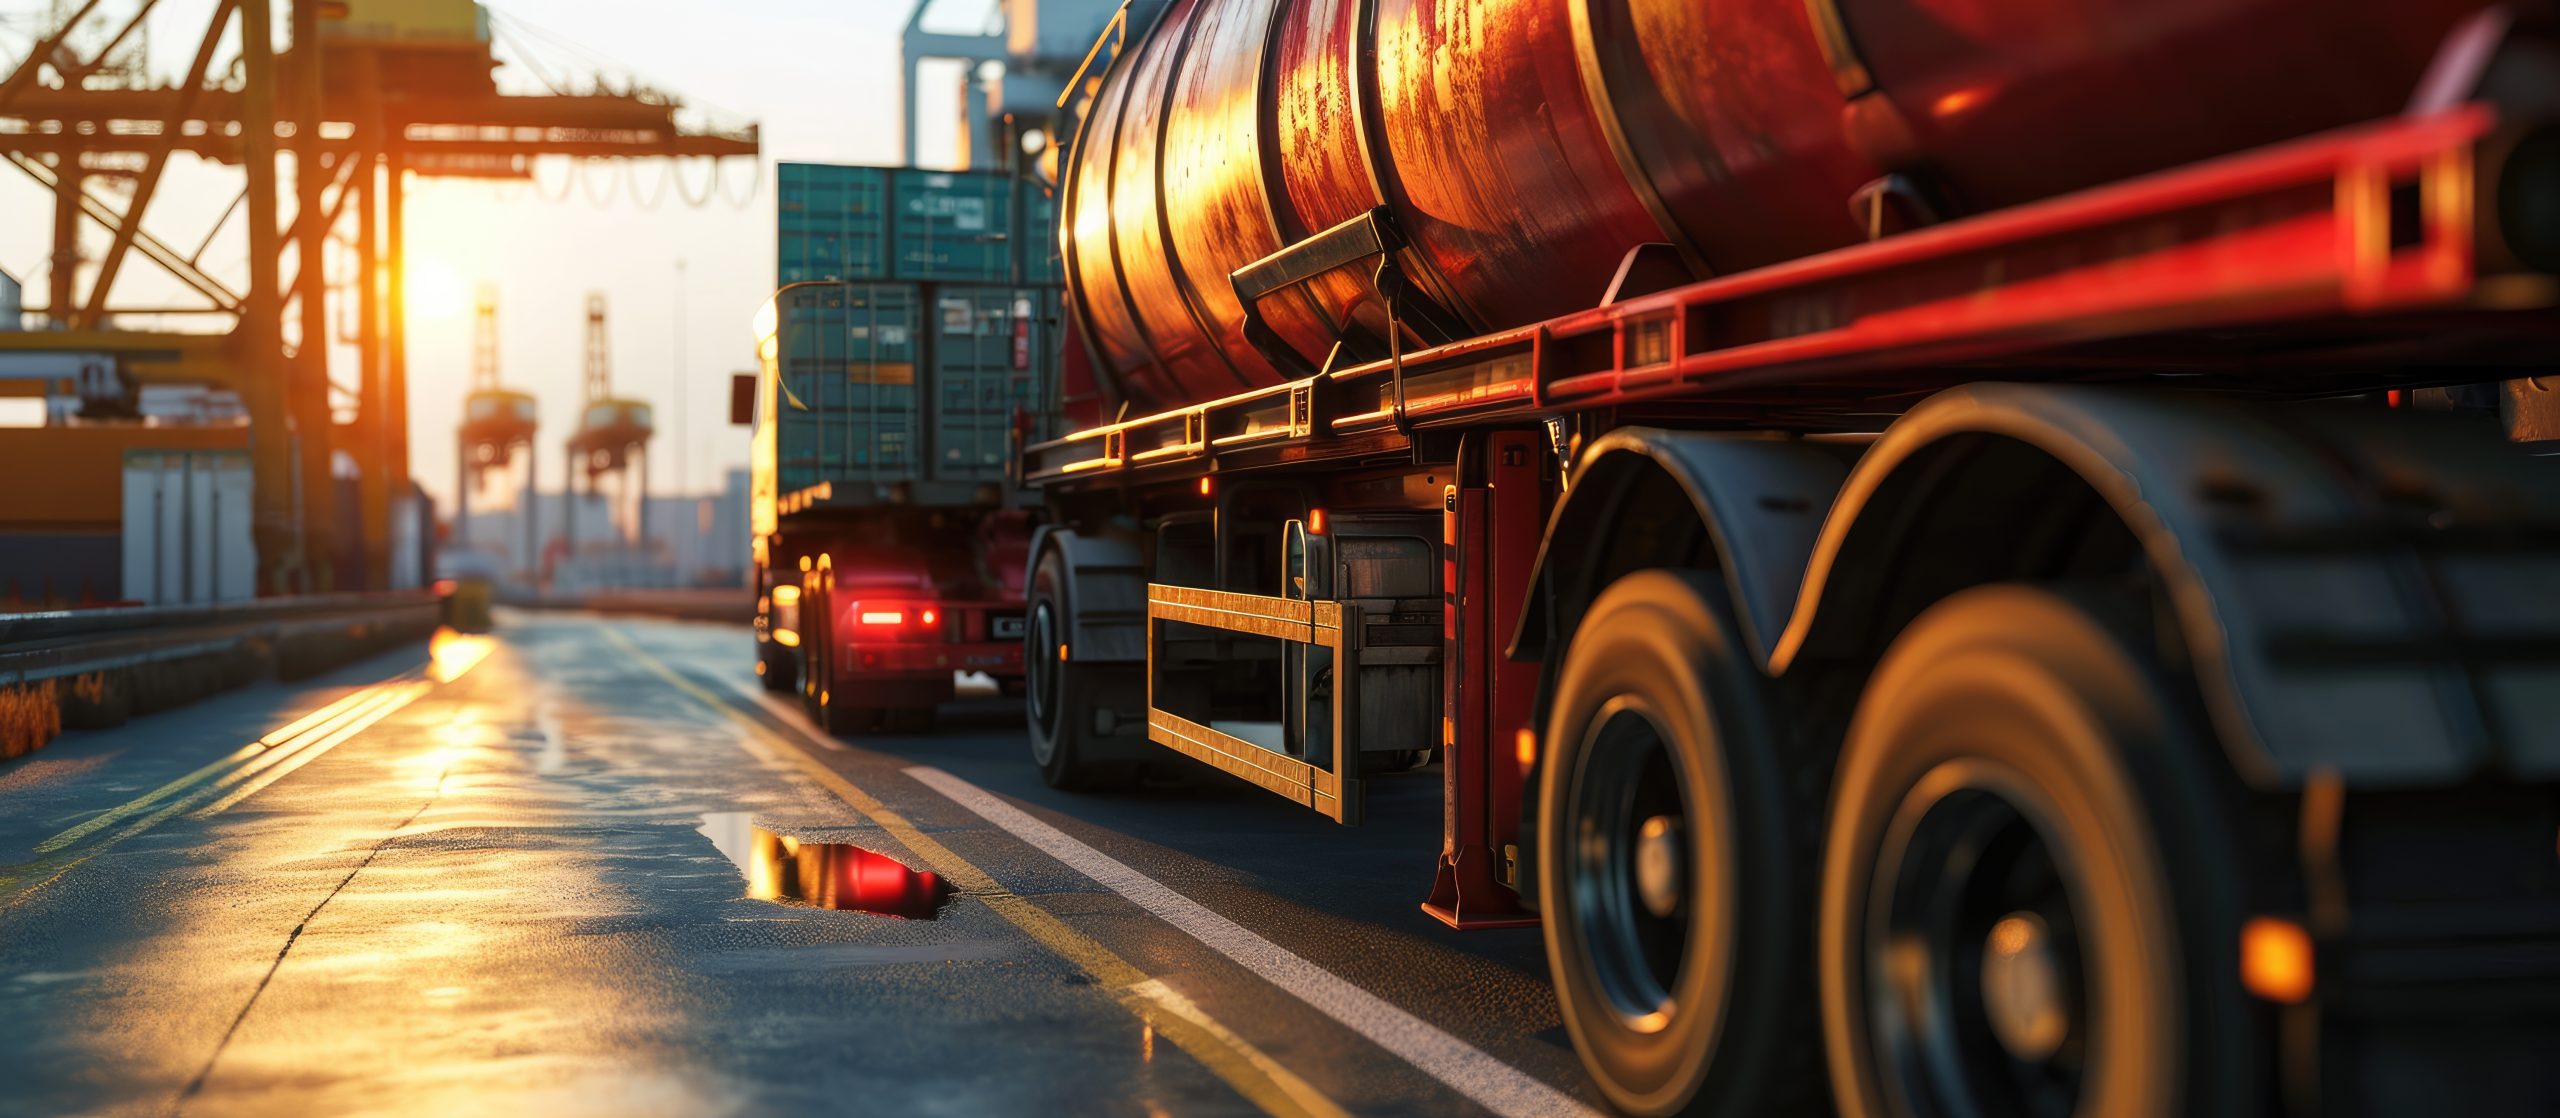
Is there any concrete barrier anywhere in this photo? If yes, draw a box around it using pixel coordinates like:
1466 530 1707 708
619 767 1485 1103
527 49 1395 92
0 594 442 761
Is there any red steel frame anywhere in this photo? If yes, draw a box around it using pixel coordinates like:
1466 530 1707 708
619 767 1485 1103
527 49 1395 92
1027 105 2522 485
1422 431 1547 928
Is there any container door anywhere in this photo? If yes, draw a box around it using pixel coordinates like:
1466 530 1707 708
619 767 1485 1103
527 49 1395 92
777 282 925 490
777 163 889 284
1019 179 1061 285
120 451 160 605
928 286 1021 484
212 452 256 600
891 169 1015 282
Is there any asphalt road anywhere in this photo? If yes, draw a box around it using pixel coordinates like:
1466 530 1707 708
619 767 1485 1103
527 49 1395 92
0 613 1604 1117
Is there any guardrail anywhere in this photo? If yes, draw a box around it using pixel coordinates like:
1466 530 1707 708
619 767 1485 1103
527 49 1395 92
0 593 442 685
0 593 445 760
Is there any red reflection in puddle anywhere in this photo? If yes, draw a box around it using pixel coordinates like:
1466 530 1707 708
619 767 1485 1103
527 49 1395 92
699 813 952 919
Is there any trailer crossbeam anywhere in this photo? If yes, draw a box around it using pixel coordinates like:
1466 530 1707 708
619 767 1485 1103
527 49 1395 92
1145 583 1363 824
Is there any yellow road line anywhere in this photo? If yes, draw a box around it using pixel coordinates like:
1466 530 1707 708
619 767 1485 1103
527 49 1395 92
601 626 1351 1118
190 681 433 818
2 644 487 908
32 683 403 855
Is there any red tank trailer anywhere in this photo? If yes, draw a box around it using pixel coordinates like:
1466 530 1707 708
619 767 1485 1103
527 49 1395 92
1064 0 2525 406
1028 1 2560 1114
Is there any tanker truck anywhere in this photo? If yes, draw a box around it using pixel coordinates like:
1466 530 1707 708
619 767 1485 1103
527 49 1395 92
1018 0 2560 1113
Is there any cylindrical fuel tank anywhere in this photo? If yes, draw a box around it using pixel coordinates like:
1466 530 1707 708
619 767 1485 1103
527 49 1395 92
1062 0 2520 414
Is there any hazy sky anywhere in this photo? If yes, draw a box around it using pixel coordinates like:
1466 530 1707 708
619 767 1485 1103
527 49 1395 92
0 0 992 507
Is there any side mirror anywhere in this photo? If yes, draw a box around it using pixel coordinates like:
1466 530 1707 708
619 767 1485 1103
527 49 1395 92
729 372 756 426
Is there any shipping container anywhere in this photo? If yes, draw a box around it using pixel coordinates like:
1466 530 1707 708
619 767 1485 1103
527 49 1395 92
767 281 1066 494
121 449 255 606
1019 179 1061 286
776 163 889 285
928 285 1056 482
889 169 1015 282
780 164 1051 286
772 283 921 492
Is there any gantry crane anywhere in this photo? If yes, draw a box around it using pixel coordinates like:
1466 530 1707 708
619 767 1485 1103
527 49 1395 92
561 293 651 558
0 0 758 594
455 287 537 576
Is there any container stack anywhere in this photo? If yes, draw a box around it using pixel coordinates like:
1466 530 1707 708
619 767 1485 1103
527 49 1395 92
771 163 1064 505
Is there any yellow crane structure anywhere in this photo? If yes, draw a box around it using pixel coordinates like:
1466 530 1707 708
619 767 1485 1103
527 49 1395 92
455 285 534 573
561 292 650 558
0 0 758 593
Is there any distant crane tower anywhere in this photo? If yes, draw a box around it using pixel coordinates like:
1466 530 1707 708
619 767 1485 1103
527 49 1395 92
454 287 539 577
563 294 654 558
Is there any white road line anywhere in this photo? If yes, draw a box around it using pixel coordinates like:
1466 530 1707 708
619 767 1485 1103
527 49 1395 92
904 764 1605 1118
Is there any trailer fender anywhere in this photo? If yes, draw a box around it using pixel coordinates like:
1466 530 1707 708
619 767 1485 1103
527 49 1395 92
1026 525 1149 664
1509 429 1850 668
1771 383 2560 788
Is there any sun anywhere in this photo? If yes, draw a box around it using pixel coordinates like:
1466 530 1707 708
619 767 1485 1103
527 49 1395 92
408 257 472 321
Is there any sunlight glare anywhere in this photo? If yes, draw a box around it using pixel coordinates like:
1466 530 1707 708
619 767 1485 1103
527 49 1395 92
429 628 495 683
409 258 472 321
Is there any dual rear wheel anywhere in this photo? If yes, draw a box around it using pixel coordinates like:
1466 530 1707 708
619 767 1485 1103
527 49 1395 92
798 574 938 736
1540 574 2246 1117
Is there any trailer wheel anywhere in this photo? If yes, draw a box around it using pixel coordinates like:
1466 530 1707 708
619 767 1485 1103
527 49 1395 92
1026 548 1138 791
1537 569 1821 1117
800 577 831 725
1819 584 2246 1118
757 640 797 693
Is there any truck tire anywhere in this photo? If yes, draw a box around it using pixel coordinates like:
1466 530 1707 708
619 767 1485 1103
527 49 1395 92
1536 569 1823 1117
800 578 831 725
757 641 797 693
1026 547 1139 791
1819 584 2248 1118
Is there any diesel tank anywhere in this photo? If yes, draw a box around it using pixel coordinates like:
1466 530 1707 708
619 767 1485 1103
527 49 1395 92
1059 0 2525 413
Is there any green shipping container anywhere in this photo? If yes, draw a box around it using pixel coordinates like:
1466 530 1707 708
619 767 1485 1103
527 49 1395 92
771 282 1062 500
890 169 1016 282
774 284 922 491
777 163 890 284
929 286 1053 482
1019 179 1062 285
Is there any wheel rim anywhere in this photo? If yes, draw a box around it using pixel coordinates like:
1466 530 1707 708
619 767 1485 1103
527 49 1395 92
1570 701 1693 1035
1029 598 1063 744
1867 761 2089 1117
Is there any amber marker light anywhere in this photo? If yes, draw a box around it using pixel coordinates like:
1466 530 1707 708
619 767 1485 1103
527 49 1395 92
1515 728 1537 771
1198 476 1214 497
1307 508 1328 535
2241 916 2316 1004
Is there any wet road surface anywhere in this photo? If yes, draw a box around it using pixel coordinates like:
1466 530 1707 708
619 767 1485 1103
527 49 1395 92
0 614 1604 1116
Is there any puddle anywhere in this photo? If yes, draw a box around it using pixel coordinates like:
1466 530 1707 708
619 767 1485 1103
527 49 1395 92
698 813 953 919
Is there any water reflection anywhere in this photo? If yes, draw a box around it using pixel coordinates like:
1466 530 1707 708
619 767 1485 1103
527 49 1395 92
698 813 952 919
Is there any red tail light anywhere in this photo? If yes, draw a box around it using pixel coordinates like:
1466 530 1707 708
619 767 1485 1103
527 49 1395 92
845 600 940 638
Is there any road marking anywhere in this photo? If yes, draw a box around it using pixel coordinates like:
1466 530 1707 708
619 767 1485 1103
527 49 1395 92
32 684 391 854
602 626 1348 1118
189 682 432 817
907 765 1604 1118
2 643 488 907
